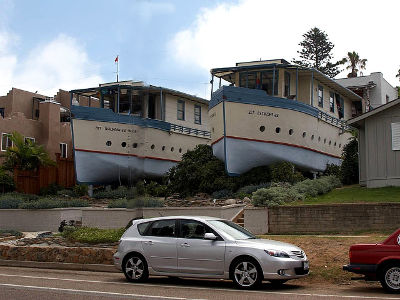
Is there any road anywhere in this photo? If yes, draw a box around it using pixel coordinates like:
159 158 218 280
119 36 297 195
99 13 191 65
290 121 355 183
0 266 399 300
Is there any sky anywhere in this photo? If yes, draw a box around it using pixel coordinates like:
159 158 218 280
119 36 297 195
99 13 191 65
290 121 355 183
0 0 399 99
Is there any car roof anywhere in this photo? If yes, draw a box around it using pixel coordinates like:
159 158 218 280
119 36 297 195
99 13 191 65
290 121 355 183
136 216 224 223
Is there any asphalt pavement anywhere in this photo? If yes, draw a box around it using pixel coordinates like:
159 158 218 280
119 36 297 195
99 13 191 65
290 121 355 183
0 266 399 300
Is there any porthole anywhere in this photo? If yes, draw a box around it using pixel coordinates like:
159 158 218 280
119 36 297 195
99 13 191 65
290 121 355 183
259 126 265 132
324 138 326 144
311 135 314 140
289 129 294 135
132 143 138 148
275 127 281 133
329 140 332 146
302 132 306 138
318 136 321 142
339 144 342 148
121 142 126 148
106 141 112 146
171 147 174 152
334 142 337 147
151 144 155 150
162 146 165 151
212 127 215 133
179 148 182 153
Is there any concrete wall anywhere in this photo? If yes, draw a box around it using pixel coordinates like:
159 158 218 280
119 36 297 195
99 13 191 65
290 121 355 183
244 203 400 234
0 205 244 231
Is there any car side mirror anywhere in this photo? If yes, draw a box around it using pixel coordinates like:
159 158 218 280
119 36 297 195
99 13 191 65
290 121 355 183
204 232 217 240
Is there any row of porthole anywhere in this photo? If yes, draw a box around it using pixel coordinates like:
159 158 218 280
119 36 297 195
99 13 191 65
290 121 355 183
106 141 183 153
259 126 342 148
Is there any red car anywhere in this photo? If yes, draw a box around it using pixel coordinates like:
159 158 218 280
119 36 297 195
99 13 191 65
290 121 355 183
343 229 400 293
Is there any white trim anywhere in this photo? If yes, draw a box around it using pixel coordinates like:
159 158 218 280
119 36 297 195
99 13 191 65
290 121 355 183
1 133 12 152
24 136 35 144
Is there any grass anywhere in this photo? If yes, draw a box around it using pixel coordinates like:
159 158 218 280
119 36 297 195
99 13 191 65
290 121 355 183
288 185 400 205
61 227 125 244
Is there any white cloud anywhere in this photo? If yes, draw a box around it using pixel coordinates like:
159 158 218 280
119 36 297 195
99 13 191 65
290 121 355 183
0 32 103 96
169 0 400 86
132 1 175 21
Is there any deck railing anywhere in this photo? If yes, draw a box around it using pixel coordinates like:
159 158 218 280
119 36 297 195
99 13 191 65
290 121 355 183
318 110 350 131
170 123 211 138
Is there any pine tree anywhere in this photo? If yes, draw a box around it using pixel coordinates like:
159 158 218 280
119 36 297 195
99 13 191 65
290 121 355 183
293 27 341 78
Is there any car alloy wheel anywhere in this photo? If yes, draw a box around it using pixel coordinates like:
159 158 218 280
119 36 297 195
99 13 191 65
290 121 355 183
123 255 148 282
382 266 400 293
233 260 260 288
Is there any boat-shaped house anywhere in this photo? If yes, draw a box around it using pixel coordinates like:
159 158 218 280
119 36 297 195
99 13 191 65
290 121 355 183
209 59 363 175
70 81 210 184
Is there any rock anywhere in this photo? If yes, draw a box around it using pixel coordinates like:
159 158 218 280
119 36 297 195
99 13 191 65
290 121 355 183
225 199 237 205
243 197 251 203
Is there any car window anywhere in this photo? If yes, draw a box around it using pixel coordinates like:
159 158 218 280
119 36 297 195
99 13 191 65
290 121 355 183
137 222 150 235
208 220 256 240
180 219 214 239
148 219 176 237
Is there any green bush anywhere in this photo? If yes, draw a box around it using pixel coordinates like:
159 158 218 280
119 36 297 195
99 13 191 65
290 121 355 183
235 183 270 199
61 227 125 244
324 163 341 178
93 186 136 199
18 197 89 209
0 195 23 209
126 197 164 208
57 189 75 197
107 199 128 208
252 186 304 207
270 161 304 184
212 189 234 199
0 168 15 193
145 181 168 197
233 166 271 188
73 184 88 197
293 176 342 197
40 183 64 196
136 181 146 196
0 229 23 237
341 138 359 185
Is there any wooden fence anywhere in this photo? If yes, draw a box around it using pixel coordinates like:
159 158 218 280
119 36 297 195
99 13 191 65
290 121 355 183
13 154 75 194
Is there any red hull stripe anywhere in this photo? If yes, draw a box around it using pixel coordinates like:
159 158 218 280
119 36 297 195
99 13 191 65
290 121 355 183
211 135 341 159
75 148 180 163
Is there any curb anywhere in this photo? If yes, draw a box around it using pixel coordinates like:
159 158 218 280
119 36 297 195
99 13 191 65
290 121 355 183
0 259 119 273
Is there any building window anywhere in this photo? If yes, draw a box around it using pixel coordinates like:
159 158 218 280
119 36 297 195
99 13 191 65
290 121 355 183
392 123 400 151
60 143 67 158
284 72 291 98
386 95 390 103
24 137 35 144
0 108 4 118
261 70 279 96
336 94 344 119
194 105 201 125
177 100 185 121
318 85 323 107
329 92 335 113
1 133 12 151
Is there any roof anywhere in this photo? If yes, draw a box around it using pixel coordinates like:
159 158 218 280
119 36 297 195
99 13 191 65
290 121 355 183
348 98 400 127
210 61 362 102
70 81 209 105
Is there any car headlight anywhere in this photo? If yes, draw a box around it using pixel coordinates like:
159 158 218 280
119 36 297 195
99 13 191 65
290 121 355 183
265 249 290 258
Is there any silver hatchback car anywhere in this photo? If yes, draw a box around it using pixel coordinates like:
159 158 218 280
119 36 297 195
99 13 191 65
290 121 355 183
113 216 309 289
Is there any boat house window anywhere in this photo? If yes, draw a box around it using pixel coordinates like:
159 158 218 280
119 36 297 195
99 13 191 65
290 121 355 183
60 143 67 158
194 105 201 125
177 100 185 121
329 92 335 113
318 86 323 107
284 72 290 98
1 133 12 151
239 72 257 89
261 71 279 96
335 94 344 119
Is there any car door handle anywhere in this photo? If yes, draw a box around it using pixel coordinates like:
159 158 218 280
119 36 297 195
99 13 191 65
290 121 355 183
180 243 190 247
144 241 154 245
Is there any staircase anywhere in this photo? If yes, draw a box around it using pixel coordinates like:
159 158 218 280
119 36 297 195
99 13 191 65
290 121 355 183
232 209 245 227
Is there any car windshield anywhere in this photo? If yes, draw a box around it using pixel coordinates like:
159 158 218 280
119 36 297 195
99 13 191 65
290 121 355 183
208 220 257 240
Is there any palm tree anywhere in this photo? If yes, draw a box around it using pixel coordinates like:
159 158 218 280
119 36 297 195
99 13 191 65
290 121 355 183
396 68 400 80
341 51 367 78
2 132 55 171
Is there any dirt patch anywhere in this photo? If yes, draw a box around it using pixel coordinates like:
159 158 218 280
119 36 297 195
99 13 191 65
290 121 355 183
261 234 387 285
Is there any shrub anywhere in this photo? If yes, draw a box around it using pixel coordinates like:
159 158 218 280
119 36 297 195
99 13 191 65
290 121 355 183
212 189 234 199
61 227 125 244
0 194 24 209
252 186 304 207
136 181 146 196
126 196 164 208
145 181 168 197
40 183 64 196
270 161 304 184
93 186 136 199
73 184 88 197
293 176 341 197
234 166 271 188
235 183 270 199
0 168 14 193
107 199 128 208
18 197 89 209
0 229 23 237
57 189 75 197
341 138 359 185
324 163 341 178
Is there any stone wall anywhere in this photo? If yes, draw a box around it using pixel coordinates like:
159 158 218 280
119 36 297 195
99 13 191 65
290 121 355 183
0 245 114 264
267 203 400 234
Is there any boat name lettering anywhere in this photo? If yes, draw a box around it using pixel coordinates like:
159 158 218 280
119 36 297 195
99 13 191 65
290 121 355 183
248 110 279 118
98 126 137 133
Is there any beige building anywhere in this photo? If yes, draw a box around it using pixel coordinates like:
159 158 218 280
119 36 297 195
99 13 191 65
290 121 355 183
348 98 400 187
0 88 73 161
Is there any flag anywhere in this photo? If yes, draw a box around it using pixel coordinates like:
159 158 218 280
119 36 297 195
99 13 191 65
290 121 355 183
115 55 119 63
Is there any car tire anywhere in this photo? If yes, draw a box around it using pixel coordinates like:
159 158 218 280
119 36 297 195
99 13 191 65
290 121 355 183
380 264 400 293
123 253 149 283
231 257 262 289
269 279 288 287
